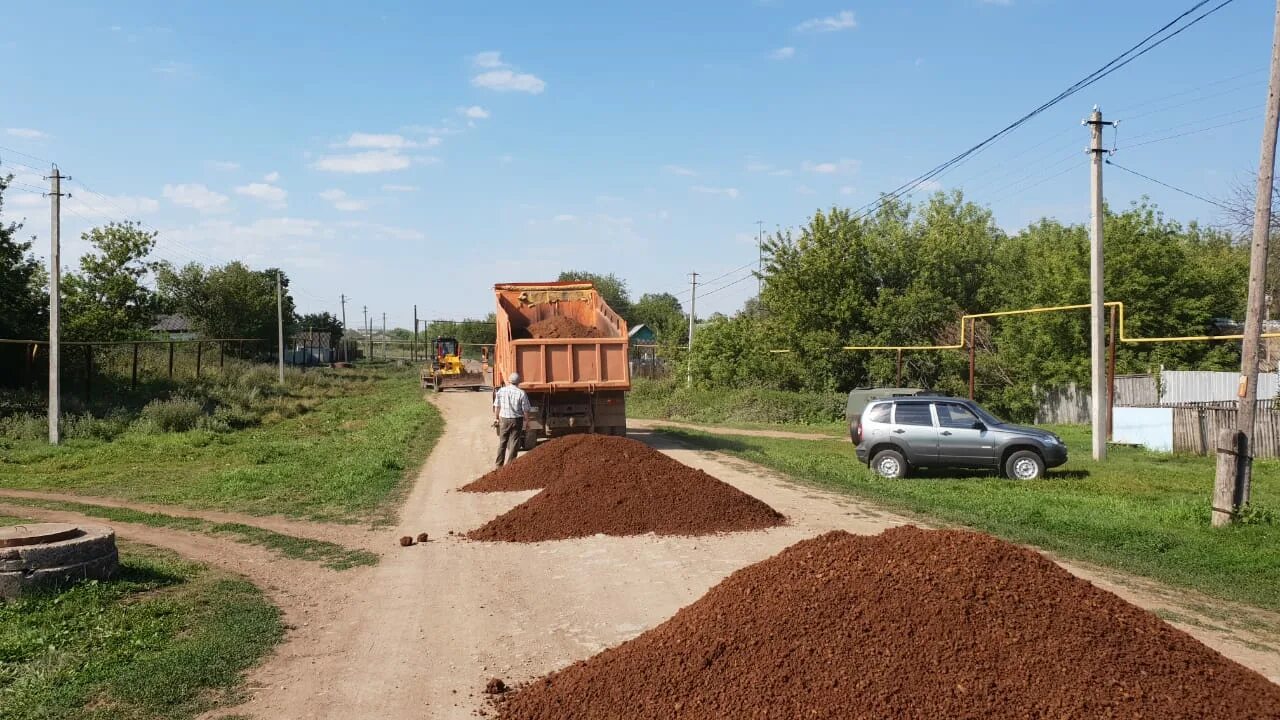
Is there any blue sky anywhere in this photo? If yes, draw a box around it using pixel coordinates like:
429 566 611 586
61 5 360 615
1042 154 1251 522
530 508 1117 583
0 1 1273 327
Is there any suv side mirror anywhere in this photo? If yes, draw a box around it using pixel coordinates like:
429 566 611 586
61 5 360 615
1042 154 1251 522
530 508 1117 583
972 421 986 431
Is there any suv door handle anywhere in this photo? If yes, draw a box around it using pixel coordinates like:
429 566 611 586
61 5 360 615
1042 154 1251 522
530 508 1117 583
893 428 905 434
941 430 953 436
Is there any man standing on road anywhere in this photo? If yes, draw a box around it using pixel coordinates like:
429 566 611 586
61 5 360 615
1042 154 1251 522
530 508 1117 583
493 372 532 468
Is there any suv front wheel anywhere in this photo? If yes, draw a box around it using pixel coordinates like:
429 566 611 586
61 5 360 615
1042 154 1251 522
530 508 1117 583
870 449 908 479
1004 450 1045 480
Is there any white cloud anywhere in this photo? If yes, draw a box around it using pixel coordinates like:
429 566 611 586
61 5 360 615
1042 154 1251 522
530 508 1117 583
840 185 857 195
553 214 577 223
68 191 159 217
459 105 490 119
691 185 739 199
746 160 774 173
318 189 366 212
153 61 193 75
802 158 860 174
796 10 857 33
235 182 287 208
382 184 419 192
311 151 412 174
263 171 280 182
9 193 45 209
796 185 816 195
208 160 239 171
337 221 425 242
340 132 437 150
916 179 943 193
472 69 546 94
5 128 47 140
664 164 698 177
473 51 505 68
769 168 793 177
162 183 228 213
469 51 545 93
770 47 796 60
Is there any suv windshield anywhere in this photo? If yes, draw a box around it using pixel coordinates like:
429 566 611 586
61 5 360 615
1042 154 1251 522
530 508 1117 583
971 403 1004 426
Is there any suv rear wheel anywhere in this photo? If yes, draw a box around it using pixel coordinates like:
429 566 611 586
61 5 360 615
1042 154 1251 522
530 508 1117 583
870 449 908 479
1004 450 1045 480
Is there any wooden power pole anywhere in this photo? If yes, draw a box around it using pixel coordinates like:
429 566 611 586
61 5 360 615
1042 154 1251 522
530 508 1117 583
687 272 698 387
276 271 284 383
1218 0 1280 526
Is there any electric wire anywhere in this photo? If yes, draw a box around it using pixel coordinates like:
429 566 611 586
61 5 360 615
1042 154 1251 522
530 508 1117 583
1105 159 1234 212
1120 115 1258 149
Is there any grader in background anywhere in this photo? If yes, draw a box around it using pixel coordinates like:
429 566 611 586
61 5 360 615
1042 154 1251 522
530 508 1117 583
421 337 487 392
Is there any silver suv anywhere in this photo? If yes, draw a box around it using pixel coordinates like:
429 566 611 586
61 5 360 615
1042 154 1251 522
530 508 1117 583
853 396 1067 480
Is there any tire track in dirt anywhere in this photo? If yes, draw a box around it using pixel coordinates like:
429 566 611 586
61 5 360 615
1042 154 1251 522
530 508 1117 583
0 488 381 551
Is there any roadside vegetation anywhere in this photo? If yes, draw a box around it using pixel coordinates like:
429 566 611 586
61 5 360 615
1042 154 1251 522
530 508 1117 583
629 378 845 431
0 366 443 524
0 536 281 720
664 425 1280 612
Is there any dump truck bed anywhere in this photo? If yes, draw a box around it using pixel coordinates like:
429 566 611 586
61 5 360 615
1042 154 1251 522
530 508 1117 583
493 282 631 393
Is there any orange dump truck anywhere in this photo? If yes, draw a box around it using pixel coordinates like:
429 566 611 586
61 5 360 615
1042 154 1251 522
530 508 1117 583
493 282 630 449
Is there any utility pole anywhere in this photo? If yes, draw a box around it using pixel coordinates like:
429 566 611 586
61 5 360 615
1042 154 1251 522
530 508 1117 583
1220 0 1280 526
413 304 418 362
46 166 67 445
275 271 285 383
756 220 764 297
340 293 348 362
687 272 698 387
382 312 387 360
363 305 369 361
1086 107 1112 461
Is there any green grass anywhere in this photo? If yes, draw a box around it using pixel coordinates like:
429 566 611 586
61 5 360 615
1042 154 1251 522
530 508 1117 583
0 367 444 524
664 426 1280 611
0 498 377 571
0 543 282 720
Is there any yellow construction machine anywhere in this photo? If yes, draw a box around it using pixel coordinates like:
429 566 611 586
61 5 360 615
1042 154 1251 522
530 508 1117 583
422 337 487 392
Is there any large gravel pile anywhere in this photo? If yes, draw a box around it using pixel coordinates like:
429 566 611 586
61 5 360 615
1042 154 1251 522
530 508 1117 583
527 316 599 338
465 435 785 542
495 527 1280 719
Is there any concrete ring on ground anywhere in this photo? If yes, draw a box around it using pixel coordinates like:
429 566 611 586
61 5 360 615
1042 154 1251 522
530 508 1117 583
0 523 119 599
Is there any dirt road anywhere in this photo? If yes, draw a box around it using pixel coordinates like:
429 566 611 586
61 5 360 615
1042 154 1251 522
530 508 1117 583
198 392 1279 719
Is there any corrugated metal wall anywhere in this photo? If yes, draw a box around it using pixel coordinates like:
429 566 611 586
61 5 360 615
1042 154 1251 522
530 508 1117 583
1159 371 1279 405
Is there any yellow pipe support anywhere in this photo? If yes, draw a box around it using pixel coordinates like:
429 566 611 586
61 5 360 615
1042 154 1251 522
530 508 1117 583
768 300 1280 353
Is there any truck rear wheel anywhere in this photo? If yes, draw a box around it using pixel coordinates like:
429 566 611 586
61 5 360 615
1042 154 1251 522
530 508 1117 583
521 430 539 451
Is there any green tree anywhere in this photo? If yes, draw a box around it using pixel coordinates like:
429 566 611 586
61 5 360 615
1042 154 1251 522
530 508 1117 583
558 270 633 321
298 311 344 347
0 174 47 339
157 261 297 343
631 292 686 345
62 221 160 341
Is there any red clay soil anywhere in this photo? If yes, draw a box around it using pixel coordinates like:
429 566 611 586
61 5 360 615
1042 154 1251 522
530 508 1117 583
526 315 599 339
460 435 599 493
495 527 1280 720
465 435 784 541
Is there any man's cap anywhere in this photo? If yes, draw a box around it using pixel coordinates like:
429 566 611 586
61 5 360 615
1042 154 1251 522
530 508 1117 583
509 372 521 385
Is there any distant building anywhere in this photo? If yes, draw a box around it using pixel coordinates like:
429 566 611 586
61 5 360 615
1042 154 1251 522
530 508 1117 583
628 323 657 345
150 314 197 340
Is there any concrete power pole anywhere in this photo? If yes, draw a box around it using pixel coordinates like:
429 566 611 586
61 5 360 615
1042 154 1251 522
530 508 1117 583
340 293 348 362
686 272 698 387
1219 0 1280 526
382 312 387 360
1086 108 1112 462
47 166 67 445
362 305 369 361
276 271 285 383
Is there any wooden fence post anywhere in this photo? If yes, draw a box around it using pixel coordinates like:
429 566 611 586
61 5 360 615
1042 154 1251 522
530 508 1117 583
168 342 175 380
1213 428 1246 527
196 342 202 378
1197 408 1208 456
219 341 224 369
131 343 139 390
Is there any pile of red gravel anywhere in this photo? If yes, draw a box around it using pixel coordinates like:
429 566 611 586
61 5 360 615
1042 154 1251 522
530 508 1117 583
465 435 785 542
495 527 1280 719
527 315 599 339
460 435 598 493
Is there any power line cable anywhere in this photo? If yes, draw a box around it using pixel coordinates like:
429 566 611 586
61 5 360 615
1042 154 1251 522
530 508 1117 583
1121 103 1259 141
0 144 51 166
846 0 1238 222
1112 66 1266 116
1116 82 1265 122
1105 158 1234 211
698 273 756 299
1120 115 1258 149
